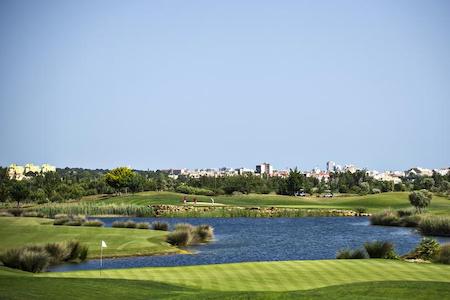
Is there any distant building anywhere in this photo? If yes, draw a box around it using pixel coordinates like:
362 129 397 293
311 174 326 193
405 167 433 177
256 163 273 176
236 168 255 175
7 163 56 180
326 161 336 172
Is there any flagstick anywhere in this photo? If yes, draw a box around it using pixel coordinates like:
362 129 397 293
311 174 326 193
100 242 103 278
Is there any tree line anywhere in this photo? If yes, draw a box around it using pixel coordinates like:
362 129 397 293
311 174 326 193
0 166 448 206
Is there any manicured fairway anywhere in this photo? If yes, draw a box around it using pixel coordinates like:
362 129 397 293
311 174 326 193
41 260 450 292
1 260 450 299
0 217 179 257
85 191 450 214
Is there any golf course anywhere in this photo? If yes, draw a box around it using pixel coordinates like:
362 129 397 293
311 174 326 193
81 191 450 214
1 260 449 299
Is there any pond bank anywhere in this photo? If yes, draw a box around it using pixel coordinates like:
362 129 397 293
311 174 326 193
150 205 372 217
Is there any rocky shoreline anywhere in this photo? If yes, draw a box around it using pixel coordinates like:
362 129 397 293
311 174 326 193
150 204 371 218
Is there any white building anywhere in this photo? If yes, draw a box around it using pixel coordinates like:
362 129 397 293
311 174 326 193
256 163 273 176
326 161 336 172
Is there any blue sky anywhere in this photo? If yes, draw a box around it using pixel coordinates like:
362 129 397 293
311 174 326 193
0 0 449 171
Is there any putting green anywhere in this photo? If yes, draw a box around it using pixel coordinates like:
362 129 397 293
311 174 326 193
41 259 450 292
0 217 179 258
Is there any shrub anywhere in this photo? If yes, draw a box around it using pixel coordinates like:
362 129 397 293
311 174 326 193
166 230 193 246
0 212 14 217
0 248 23 269
400 215 421 227
434 243 450 264
194 225 214 242
364 241 395 258
53 217 70 225
397 208 415 217
66 240 82 261
18 249 50 273
413 238 440 261
53 215 86 226
175 223 194 231
136 222 150 229
82 219 104 227
336 248 367 259
7 208 23 217
22 211 45 218
418 217 450 236
112 220 137 228
175 184 215 196
44 242 69 263
151 221 169 231
370 211 400 226
355 207 367 214
79 245 89 261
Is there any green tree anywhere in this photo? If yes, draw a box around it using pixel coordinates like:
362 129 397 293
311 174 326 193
409 189 432 213
9 180 30 207
286 168 303 196
105 167 135 194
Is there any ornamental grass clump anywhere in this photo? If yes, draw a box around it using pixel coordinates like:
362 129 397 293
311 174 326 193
53 214 86 226
0 240 88 273
194 225 214 243
418 216 450 237
22 211 45 218
364 241 396 259
151 221 169 231
112 220 137 228
136 222 150 229
0 212 14 217
434 243 450 264
44 242 70 264
166 223 214 246
336 248 367 259
370 210 400 226
82 219 104 227
166 229 193 246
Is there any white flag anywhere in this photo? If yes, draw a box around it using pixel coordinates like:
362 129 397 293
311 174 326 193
101 240 107 248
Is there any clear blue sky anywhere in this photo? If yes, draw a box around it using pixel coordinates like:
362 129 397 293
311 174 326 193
0 0 449 171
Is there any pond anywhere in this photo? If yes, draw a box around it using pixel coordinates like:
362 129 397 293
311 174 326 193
49 217 450 272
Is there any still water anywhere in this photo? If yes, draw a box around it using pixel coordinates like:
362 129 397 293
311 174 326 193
49 217 450 272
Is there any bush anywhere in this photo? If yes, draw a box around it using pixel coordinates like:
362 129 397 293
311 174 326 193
354 207 367 214
397 208 415 217
79 245 88 261
194 225 214 242
44 242 69 263
175 223 194 231
112 220 137 228
434 243 450 264
0 241 88 272
418 217 450 236
7 208 23 217
136 222 150 229
22 211 45 218
0 212 14 217
53 215 86 226
53 217 70 225
175 184 215 196
166 229 192 246
364 241 395 258
370 211 401 226
66 241 82 261
413 238 440 261
19 249 50 273
336 248 367 259
82 219 104 227
400 215 421 227
0 248 23 269
151 221 169 231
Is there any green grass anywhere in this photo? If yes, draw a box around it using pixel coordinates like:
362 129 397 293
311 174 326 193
0 217 180 258
1 260 449 299
83 191 450 215
41 260 450 292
